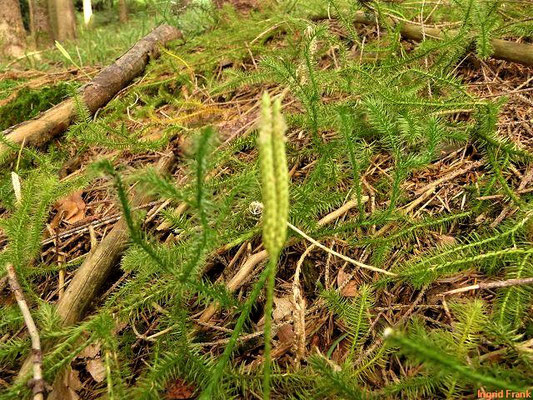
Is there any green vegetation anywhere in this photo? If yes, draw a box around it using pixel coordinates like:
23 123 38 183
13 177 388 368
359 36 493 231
0 83 74 130
1 0 532 399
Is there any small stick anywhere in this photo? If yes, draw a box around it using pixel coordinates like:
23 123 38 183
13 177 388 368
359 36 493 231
5 264 45 400
440 277 533 296
318 196 368 226
288 222 396 276
58 266 65 300
57 230 65 300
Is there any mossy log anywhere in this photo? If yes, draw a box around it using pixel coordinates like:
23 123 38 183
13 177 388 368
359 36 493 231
1 24 181 160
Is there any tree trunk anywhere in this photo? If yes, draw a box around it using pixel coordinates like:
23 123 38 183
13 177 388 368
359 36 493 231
83 0 93 27
49 0 77 41
0 0 26 58
29 0 53 47
118 0 128 23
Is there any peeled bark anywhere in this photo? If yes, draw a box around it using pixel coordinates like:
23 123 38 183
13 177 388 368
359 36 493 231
1 24 182 161
29 0 53 47
0 0 26 58
83 0 93 27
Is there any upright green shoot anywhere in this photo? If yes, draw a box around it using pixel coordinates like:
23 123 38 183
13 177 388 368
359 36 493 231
199 92 289 400
257 92 289 399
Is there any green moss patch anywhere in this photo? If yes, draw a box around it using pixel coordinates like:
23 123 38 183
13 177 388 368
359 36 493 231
0 83 74 130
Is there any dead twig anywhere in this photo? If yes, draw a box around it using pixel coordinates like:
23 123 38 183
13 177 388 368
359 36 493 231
288 222 396 276
439 277 533 296
5 264 45 400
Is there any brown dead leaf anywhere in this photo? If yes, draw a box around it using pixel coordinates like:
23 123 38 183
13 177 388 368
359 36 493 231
341 281 358 297
87 359 106 383
52 191 86 227
166 379 196 399
78 342 101 359
257 296 295 329
67 368 83 391
276 323 295 343
337 268 358 297
273 296 294 321
436 234 456 246
337 268 349 287
48 368 81 400
49 385 80 400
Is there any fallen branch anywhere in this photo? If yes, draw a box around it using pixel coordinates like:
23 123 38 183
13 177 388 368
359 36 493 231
56 154 172 325
313 11 533 66
6 264 45 400
1 25 182 161
17 153 175 384
440 277 533 296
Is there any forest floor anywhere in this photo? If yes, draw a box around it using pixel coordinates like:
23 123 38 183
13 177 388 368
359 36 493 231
1 1 532 399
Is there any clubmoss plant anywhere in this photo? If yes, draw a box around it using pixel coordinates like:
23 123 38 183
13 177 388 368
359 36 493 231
2 1 533 398
257 92 289 257
257 92 289 399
